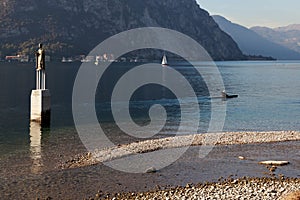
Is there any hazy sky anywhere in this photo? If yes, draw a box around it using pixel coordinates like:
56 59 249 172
197 0 300 28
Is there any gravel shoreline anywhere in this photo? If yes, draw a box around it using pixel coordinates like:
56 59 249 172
62 131 300 169
60 131 299 200
1 132 298 199
93 177 300 200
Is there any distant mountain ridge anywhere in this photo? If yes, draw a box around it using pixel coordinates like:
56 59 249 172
274 24 300 32
0 0 244 61
213 15 300 60
251 24 300 54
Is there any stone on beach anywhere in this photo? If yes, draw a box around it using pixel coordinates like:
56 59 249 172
238 156 246 160
281 191 300 200
145 167 157 173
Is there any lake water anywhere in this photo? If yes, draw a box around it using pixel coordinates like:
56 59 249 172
0 60 300 159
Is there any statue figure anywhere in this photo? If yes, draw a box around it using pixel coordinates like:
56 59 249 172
35 43 46 89
36 43 45 70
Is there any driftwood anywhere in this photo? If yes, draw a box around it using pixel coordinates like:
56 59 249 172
258 160 290 166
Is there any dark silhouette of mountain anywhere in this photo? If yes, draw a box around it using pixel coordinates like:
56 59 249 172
213 15 300 60
251 25 300 54
0 0 244 61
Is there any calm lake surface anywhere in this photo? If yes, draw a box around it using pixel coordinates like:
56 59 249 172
0 60 300 158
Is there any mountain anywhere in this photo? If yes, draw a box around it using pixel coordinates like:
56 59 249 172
251 25 300 54
213 15 300 60
275 24 300 32
0 0 244 61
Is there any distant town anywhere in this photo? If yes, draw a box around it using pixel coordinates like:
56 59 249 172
0 53 158 64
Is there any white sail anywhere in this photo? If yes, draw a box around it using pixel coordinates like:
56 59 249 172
161 54 168 66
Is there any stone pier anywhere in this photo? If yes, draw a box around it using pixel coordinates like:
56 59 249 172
30 89 51 124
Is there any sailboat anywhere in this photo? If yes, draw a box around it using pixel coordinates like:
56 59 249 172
161 54 168 66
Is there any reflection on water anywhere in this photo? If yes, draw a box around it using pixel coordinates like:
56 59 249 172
0 61 299 160
29 122 44 174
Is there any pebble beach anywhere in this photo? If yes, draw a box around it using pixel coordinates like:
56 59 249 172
0 131 298 199
94 177 300 200
61 131 299 200
63 131 300 169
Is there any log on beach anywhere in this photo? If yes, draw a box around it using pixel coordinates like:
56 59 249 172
259 160 290 166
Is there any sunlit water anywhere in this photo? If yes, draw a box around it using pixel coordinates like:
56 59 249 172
0 60 299 161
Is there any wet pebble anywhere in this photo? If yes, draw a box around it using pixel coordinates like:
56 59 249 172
101 177 300 200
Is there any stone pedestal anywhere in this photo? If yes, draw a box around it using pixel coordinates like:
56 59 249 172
30 89 51 124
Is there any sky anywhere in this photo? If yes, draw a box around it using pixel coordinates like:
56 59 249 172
197 0 300 28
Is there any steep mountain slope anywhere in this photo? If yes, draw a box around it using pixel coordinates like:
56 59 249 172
0 0 244 60
213 15 300 60
251 25 300 54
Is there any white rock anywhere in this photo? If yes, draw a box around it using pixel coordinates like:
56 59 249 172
145 167 157 173
238 156 246 160
258 161 290 166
